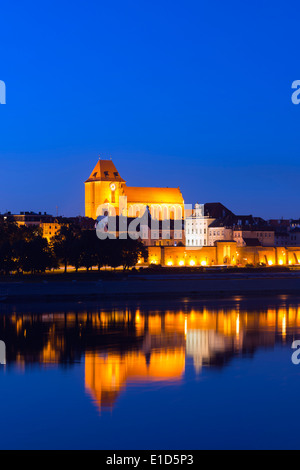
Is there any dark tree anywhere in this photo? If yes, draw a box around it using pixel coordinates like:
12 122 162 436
52 225 81 273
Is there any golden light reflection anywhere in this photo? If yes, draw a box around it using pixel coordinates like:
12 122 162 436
3 301 300 411
85 349 185 410
236 314 240 338
282 315 287 341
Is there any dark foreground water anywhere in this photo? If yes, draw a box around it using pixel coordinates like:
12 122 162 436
0 295 300 450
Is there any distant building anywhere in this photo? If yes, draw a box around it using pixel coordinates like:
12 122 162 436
0 213 96 242
291 219 300 229
289 228 300 246
207 212 275 247
268 219 291 229
1 211 53 227
42 216 95 241
233 226 274 247
185 203 215 247
208 217 234 246
275 230 290 247
85 159 185 221
61 216 95 231
204 202 234 220
41 220 61 242
97 207 185 247
143 218 185 247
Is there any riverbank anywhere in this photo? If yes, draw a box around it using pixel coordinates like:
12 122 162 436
1 270 300 303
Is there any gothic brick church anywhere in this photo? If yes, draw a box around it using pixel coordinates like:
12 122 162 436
85 159 184 220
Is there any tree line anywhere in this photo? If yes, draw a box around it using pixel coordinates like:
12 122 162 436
0 221 148 275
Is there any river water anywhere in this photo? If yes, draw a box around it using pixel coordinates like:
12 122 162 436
0 295 300 449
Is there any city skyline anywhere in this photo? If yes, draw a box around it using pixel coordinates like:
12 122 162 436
0 1 300 219
0 153 299 221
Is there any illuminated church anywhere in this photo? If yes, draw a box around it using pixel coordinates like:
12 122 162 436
85 159 185 220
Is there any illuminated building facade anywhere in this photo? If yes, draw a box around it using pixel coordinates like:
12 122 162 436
41 220 61 242
1 211 53 227
208 213 275 247
147 243 300 267
185 203 215 247
97 208 185 246
85 159 185 221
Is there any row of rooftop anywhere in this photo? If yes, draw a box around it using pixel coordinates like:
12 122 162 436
0 202 300 248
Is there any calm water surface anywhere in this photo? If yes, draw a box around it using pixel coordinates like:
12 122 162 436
0 295 300 450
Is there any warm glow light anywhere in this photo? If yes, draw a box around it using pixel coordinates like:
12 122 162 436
236 314 240 337
189 260 196 266
268 260 273 266
282 315 286 340
279 260 283 265
150 260 157 265
167 261 173 266
201 260 207 266
179 260 185 266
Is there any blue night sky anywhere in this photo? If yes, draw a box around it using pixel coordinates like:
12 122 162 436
0 0 299 219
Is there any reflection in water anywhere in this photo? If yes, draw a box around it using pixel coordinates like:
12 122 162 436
1 297 300 411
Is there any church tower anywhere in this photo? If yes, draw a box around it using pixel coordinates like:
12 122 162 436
85 158 185 221
85 159 126 219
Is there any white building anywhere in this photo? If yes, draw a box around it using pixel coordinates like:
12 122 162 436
185 203 215 247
